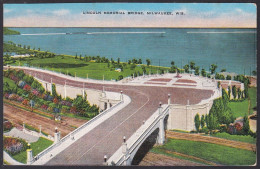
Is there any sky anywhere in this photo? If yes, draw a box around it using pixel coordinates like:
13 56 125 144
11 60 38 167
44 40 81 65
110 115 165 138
3 3 257 28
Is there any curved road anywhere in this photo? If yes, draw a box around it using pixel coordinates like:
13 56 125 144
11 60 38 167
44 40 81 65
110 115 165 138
18 68 213 165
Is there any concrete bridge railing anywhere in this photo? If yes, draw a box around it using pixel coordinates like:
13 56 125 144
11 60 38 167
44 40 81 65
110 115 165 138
32 96 131 165
107 104 170 166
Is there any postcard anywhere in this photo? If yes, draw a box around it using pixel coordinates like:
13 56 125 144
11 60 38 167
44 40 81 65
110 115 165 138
2 2 257 166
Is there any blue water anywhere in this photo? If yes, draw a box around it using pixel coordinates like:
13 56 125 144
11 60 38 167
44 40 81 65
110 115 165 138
4 27 257 75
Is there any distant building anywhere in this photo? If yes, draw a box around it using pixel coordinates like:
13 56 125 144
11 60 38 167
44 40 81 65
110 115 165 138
11 54 30 58
115 68 121 72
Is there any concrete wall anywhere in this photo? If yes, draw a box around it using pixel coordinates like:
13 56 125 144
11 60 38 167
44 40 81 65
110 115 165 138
167 101 213 131
37 78 102 106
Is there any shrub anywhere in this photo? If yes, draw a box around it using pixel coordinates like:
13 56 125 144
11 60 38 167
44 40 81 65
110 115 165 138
23 84 31 92
118 75 124 80
18 81 26 88
4 121 13 132
53 108 60 113
9 75 19 83
48 103 57 108
16 96 24 102
61 106 70 113
32 89 40 96
40 104 48 110
60 100 72 106
46 95 53 101
70 106 77 114
53 97 59 104
8 94 19 100
47 107 53 112
22 99 29 106
201 126 209 134
4 93 10 99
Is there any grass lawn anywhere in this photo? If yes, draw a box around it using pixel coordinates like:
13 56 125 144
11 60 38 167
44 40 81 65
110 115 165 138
150 147 208 165
153 139 256 166
12 137 53 164
12 55 169 80
248 87 257 114
211 132 256 144
3 77 17 88
228 100 249 118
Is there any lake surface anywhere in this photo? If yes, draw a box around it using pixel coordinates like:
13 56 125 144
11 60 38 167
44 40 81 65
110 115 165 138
4 27 257 75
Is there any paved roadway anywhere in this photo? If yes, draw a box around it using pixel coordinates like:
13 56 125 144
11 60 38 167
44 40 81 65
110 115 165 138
20 68 213 165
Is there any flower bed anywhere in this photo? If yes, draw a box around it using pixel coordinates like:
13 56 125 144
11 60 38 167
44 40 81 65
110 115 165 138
3 136 27 155
4 121 13 132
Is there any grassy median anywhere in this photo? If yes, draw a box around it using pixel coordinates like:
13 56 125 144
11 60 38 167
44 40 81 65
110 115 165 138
152 139 256 166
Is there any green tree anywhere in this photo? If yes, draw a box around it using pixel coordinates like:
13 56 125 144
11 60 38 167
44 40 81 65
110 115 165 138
146 59 151 67
141 65 146 74
117 57 120 64
217 81 220 88
201 115 205 129
190 61 195 70
221 68 226 72
22 75 34 85
201 69 206 77
242 114 250 135
208 113 218 130
52 84 57 97
228 86 231 99
128 60 132 64
195 66 200 75
169 65 177 73
183 64 189 73
194 113 200 132
252 70 257 76
171 61 175 66
75 53 78 59
118 75 123 80
210 64 218 74
237 88 242 99
205 114 209 128
132 58 138 64
232 85 237 99
111 58 115 64
138 59 142 64
226 75 232 80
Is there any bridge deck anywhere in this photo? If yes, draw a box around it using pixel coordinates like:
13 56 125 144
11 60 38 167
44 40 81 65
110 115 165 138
18 68 213 165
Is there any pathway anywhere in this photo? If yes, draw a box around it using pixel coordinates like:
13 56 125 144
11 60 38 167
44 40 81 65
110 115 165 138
4 128 39 143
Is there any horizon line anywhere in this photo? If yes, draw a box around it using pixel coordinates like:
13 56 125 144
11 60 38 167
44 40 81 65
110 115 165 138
4 26 257 29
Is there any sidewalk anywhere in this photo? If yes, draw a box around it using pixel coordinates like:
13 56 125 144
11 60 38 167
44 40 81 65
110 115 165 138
4 128 39 143
3 151 25 165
